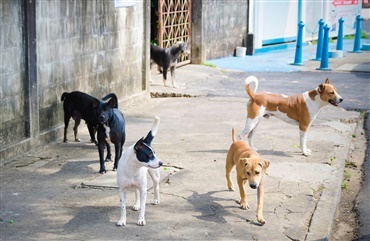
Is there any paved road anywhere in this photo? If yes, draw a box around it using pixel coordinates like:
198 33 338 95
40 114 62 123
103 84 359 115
1 39 369 240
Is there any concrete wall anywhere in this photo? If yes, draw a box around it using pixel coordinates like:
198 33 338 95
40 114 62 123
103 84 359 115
0 0 150 164
192 0 248 63
0 1 28 152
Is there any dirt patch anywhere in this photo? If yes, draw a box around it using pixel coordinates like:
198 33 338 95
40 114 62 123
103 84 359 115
331 112 368 241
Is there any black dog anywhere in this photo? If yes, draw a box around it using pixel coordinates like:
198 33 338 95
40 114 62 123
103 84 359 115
93 93 126 174
150 41 188 88
61 91 99 144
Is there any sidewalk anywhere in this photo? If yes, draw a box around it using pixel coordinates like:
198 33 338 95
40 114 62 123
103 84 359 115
0 40 368 240
207 39 370 73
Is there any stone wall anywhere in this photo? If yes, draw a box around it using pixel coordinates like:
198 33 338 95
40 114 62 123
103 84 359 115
0 1 27 149
0 0 150 164
192 0 248 63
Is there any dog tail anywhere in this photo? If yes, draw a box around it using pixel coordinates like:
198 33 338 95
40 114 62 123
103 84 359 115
143 116 160 145
61 92 68 102
231 128 236 143
151 116 160 137
244 76 258 99
102 93 118 108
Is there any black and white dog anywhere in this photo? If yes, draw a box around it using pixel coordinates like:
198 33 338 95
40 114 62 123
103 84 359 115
150 41 188 88
93 93 126 174
116 116 163 226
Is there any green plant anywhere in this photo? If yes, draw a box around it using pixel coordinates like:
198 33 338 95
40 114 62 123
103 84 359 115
201 62 217 68
341 181 348 190
330 156 335 163
343 169 351 179
345 160 357 168
352 133 357 138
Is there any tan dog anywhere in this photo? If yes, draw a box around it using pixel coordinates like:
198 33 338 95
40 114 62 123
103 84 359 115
226 128 270 224
240 76 343 156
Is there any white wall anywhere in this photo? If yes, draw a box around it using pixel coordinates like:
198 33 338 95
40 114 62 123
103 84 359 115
251 0 362 50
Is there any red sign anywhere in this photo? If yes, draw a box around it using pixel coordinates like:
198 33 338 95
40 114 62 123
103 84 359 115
332 0 358 6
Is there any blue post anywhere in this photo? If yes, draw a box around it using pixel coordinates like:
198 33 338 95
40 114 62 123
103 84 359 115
317 24 331 71
314 19 324 61
353 15 363 53
292 21 305 66
336 18 344 51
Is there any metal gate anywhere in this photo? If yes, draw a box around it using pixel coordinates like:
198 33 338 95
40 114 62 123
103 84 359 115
158 0 191 66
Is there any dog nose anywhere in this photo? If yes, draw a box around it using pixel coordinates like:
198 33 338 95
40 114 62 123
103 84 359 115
159 161 163 166
250 183 257 189
98 115 105 123
339 98 343 103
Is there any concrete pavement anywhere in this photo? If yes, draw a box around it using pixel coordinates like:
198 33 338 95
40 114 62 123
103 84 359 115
1 40 369 240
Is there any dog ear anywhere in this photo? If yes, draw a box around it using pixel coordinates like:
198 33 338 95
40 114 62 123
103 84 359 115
262 159 270 170
92 98 100 108
325 78 330 84
143 131 154 146
134 138 144 152
240 158 249 166
318 83 325 93
108 98 117 108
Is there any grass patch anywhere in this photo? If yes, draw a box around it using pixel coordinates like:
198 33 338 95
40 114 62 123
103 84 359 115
343 169 351 179
345 160 357 168
202 62 217 68
341 181 348 190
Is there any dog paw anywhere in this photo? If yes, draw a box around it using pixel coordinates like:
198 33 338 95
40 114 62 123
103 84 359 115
238 199 250 210
91 139 98 145
98 169 106 174
152 199 160 205
63 139 68 143
117 219 126 226
302 148 312 156
173 84 179 89
137 219 146 226
132 205 140 211
74 138 82 142
227 186 235 191
257 216 266 225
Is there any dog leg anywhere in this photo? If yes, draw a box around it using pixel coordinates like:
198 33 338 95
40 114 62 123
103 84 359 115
256 177 266 224
170 66 179 88
117 188 127 226
148 169 161 204
105 142 112 162
162 66 168 87
73 117 82 142
137 187 147 226
240 118 260 151
225 149 235 191
300 130 311 156
87 124 97 144
132 189 141 211
63 115 71 143
113 143 122 171
97 142 106 173
237 176 249 209
248 121 260 151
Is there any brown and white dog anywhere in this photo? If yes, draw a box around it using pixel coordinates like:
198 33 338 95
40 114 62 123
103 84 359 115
240 76 343 156
226 128 270 224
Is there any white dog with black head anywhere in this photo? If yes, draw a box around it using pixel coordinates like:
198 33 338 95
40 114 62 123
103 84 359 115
116 116 163 226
